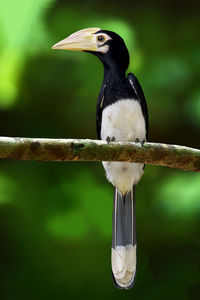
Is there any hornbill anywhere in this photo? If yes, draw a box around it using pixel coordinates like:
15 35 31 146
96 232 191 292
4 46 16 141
52 28 148 289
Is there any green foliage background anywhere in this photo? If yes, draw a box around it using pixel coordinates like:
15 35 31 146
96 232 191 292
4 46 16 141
0 0 200 299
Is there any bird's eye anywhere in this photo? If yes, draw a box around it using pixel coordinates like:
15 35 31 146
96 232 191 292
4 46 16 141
97 35 105 42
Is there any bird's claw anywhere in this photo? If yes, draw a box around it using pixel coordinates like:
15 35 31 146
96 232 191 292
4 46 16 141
135 138 140 143
135 138 146 147
106 136 116 143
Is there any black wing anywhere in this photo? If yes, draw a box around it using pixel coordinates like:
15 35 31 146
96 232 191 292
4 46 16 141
127 73 149 139
96 83 106 139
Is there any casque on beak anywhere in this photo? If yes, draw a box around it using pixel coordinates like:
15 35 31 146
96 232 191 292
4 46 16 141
52 27 101 52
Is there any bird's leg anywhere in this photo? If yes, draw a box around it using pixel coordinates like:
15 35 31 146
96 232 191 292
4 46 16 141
106 136 116 143
106 136 111 143
141 138 146 146
135 137 146 147
135 137 140 143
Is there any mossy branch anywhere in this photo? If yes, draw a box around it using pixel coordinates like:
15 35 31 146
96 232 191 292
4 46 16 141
0 136 199 172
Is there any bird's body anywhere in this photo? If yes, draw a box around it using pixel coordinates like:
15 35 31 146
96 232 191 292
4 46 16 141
53 28 148 290
100 96 146 194
96 53 147 288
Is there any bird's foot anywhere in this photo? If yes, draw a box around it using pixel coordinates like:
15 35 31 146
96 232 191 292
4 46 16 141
106 136 116 143
135 138 140 143
135 138 146 147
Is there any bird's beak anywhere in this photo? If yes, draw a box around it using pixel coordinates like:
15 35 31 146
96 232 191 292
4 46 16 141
52 27 101 52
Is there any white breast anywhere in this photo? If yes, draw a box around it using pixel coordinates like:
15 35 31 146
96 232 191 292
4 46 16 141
101 99 146 194
101 99 146 142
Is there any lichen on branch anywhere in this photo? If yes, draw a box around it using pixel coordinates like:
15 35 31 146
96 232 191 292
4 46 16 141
0 136 199 172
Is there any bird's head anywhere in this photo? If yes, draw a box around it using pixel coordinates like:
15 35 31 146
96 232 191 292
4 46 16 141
52 27 130 73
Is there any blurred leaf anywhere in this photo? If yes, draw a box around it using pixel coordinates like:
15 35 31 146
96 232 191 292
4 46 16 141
184 89 200 127
0 0 55 107
154 172 200 218
148 56 190 91
47 210 90 240
0 172 18 205
46 171 112 240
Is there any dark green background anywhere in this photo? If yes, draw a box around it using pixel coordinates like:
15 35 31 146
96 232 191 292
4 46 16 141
0 0 200 299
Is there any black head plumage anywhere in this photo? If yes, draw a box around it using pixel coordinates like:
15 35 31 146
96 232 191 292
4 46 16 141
93 30 130 73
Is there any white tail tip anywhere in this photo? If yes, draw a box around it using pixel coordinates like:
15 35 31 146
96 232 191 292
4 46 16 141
111 244 136 288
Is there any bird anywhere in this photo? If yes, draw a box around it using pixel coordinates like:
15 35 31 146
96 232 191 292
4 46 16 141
52 27 148 289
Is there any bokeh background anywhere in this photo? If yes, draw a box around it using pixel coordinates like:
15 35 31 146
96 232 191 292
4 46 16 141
0 0 200 299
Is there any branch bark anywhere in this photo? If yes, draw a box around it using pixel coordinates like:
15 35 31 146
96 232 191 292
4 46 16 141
0 136 199 172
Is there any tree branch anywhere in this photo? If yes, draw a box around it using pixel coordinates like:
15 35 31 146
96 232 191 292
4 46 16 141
0 136 199 172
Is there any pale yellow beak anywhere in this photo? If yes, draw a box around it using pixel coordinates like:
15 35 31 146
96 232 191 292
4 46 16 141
52 27 101 52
